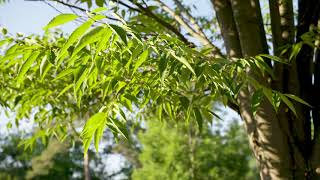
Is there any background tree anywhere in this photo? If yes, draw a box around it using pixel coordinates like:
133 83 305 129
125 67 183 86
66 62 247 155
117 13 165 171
132 120 258 180
0 0 320 179
0 132 134 180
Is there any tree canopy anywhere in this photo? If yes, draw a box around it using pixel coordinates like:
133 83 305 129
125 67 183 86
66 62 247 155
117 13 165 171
1 0 320 179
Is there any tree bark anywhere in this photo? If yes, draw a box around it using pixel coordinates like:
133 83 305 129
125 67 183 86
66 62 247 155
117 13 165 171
84 152 91 180
211 0 242 58
221 0 306 179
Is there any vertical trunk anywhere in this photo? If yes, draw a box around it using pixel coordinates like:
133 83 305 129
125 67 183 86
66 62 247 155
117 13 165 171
221 0 305 178
296 1 320 178
268 1 308 178
212 0 320 178
84 152 91 180
211 0 242 57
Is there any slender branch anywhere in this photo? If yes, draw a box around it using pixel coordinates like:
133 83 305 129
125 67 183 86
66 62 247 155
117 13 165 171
50 0 88 12
47 0 120 22
155 0 223 57
125 0 194 47
172 0 207 39
116 0 141 13
43 1 63 14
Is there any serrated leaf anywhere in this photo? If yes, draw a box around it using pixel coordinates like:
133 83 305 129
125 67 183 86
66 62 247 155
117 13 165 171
158 104 163 122
206 109 222 120
47 50 56 65
170 51 195 75
133 49 148 73
54 68 75 81
179 96 189 110
58 21 93 60
94 28 112 60
94 123 106 152
57 84 73 97
81 112 107 154
72 26 105 56
109 24 127 44
44 14 78 30
259 54 288 64
251 89 264 116
116 81 126 94
284 94 312 107
280 94 297 115
95 0 104 7
289 42 302 61
107 118 129 139
193 107 203 132
17 51 40 83
74 68 88 92
92 7 108 13
40 54 49 76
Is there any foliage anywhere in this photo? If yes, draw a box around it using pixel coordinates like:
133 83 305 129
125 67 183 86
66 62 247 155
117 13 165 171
0 133 128 180
0 7 306 151
132 120 259 180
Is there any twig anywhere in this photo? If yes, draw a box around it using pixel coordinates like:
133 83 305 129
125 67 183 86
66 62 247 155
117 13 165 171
172 0 207 38
126 0 194 47
155 0 223 57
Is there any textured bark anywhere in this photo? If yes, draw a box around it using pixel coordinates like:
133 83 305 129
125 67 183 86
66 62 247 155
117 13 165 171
212 0 320 179
268 1 308 179
229 0 265 56
295 1 320 178
211 0 242 57
230 0 304 179
84 153 91 180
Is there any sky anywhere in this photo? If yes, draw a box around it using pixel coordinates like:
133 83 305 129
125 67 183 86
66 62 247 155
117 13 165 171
0 0 76 34
0 0 240 177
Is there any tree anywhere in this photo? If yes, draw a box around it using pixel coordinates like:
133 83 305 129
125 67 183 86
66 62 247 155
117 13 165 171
132 120 258 180
0 133 129 180
0 0 320 179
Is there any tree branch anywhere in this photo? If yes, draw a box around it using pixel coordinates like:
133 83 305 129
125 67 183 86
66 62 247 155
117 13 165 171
155 0 223 57
48 0 120 22
125 0 193 47
172 0 208 40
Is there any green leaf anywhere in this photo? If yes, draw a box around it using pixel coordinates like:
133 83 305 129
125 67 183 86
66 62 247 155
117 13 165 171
94 28 112 60
109 24 127 44
258 54 288 64
40 53 51 77
284 94 312 107
81 112 107 154
133 49 149 73
107 118 129 139
206 109 222 120
74 67 88 92
170 51 195 75
47 49 56 65
17 51 40 83
94 123 106 151
193 107 203 132
92 7 108 13
58 21 93 60
72 26 105 56
280 94 297 115
179 96 190 110
57 84 73 97
95 0 104 7
158 105 163 122
289 42 303 61
44 14 78 30
251 89 264 116
54 68 75 81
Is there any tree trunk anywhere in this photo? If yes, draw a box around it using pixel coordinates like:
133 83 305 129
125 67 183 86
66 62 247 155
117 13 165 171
212 0 308 179
84 152 91 180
